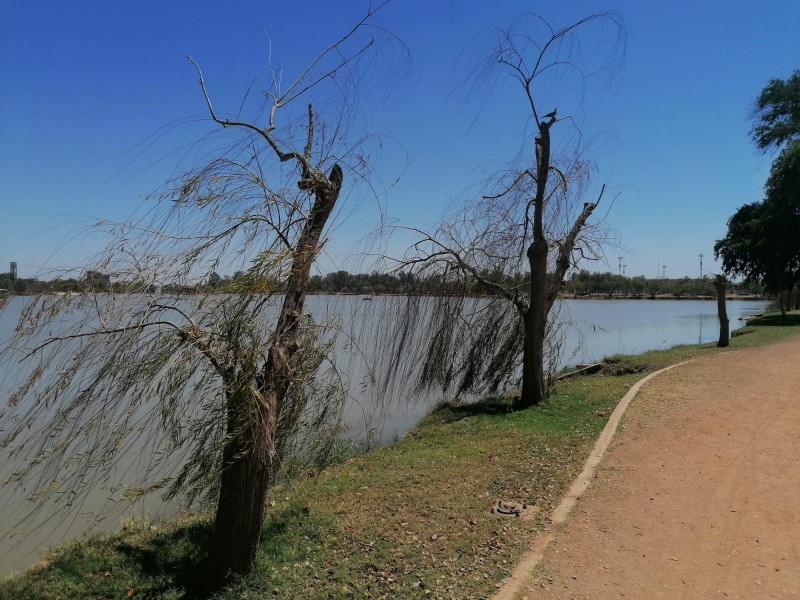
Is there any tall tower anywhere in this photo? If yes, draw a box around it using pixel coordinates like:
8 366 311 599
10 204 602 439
618 256 623 276
699 253 704 278
10 262 17 282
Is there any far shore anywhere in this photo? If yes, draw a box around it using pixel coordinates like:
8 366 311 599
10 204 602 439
1 289 771 303
558 293 766 301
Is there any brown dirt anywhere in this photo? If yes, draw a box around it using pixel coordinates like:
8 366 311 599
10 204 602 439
514 335 800 599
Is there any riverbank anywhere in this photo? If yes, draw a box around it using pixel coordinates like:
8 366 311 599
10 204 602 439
2 313 798 599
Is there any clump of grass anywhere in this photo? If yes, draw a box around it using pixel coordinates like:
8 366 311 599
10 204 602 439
2 313 797 599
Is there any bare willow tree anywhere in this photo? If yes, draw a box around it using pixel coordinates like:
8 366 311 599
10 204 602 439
0 4 407 586
389 13 625 409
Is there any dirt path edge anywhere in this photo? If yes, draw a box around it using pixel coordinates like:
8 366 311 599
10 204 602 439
492 362 687 600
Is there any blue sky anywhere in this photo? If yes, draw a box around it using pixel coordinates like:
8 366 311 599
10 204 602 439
1 0 798 280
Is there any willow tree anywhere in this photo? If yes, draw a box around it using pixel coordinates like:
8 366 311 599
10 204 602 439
0 5 406 586
389 13 625 408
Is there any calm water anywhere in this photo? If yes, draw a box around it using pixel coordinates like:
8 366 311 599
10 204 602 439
558 298 768 365
333 296 770 445
0 295 769 575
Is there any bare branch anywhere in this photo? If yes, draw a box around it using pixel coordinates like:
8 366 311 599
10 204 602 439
277 1 391 105
187 55 310 173
483 170 536 200
23 321 181 359
304 103 314 161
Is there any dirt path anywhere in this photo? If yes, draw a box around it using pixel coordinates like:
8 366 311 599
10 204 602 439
508 335 800 599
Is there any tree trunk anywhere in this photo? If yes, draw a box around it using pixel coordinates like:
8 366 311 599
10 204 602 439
516 110 600 409
204 388 277 584
519 308 545 409
516 115 556 410
519 237 548 409
714 276 729 348
204 164 342 586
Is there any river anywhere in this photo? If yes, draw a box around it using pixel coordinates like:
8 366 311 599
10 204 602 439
0 295 770 575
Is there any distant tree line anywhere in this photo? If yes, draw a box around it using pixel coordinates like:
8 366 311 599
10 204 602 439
0 268 764 299
308 269 530 296
0 269 479 296
566 270 762 299
1 270 113 295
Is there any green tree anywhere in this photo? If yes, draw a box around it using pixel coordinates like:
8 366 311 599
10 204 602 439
751 70 800 151
629 275 647 297
206 271 222 289
715 142 800 313
717 71 800 314
82 270 111 292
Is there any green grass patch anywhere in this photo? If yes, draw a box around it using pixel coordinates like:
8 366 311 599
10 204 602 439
746 312 800 327
2 312 798 599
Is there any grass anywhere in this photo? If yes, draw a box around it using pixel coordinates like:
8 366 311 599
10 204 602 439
2 312 798 600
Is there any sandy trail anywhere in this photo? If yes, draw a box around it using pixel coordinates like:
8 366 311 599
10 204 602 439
511 334 800 599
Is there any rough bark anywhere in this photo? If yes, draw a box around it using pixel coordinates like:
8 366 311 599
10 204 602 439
203 388 276 582
517 115 554 409
520 239 548 408
714 276 729 348
204 164 342 585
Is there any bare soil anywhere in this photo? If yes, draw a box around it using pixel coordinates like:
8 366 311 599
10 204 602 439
518 335 800 599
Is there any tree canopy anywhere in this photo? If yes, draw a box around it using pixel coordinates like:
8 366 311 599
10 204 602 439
715 142 800 290
751 69 800 151
716 76 800 309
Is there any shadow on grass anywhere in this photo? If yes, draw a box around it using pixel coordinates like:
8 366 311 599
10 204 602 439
3 503 326 600
113 503 318 599
113 520 213 599
748 313 800 327
6 520 215 600
424 396 515 425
